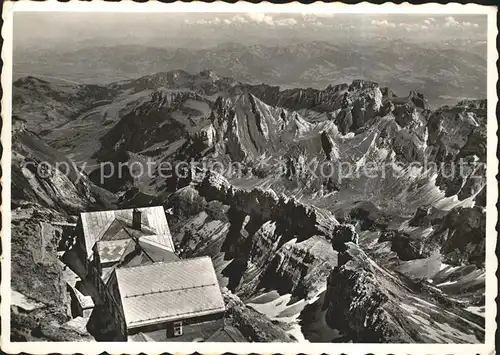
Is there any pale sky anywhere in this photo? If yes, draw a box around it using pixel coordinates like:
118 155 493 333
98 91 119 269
14 12 488 50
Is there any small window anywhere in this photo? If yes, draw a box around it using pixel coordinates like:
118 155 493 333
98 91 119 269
173 321 183 337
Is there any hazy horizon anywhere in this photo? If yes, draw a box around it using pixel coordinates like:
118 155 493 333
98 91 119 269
14 12 487 51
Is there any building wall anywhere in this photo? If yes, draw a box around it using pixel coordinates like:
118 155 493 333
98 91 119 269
62 216 127 340
86 265 127 341
104 271 128 340
127 311 225 340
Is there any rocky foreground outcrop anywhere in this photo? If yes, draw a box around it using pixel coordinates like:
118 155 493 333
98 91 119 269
10 122 115 341
323 243 484 343
324 244 413 342
223 289 295 342
10 206 94 341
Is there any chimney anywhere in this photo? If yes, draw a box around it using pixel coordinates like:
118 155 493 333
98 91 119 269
132 208 142 230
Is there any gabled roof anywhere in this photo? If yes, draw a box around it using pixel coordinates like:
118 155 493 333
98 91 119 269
97 217 157 242
80 206 174 258
114 257 225 329
100 237 179 282
96 239 132 264
124 237 180 267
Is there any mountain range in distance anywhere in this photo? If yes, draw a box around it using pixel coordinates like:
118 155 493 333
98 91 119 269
14 39 486 108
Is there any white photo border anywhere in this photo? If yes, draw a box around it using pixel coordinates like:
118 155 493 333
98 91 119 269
1 1 497 354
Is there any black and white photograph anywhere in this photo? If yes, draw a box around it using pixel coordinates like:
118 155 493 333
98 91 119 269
1 1 497 353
